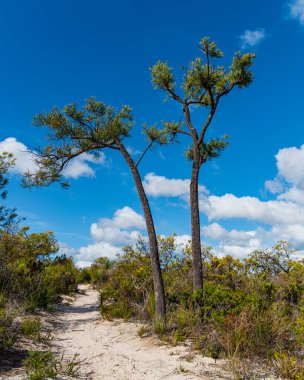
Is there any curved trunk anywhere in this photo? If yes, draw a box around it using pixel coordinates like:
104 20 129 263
118 144 166 319
190 157 203 292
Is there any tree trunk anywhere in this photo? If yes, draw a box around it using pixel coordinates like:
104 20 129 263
118 144 166 319
190 156 203 293
183 105 203 294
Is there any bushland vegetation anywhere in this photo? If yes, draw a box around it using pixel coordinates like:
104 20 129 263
0 152 79 357
80 235 304 379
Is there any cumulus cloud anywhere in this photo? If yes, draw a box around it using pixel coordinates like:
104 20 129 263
90 206 145 245
143 172 208 197
202 223 259 243
265 144 304 206
68 206 146 265
202 222 267 257
78 241 121 262
274 145 304 185
278 187 304 205
61 206 192 266
240 28 266 48
200 194 304 225
140 144 304 257
200 144 304 257
289 0 304 25
0 137 37 173
62 152 106 179
202 221 304 258
0 137 106 179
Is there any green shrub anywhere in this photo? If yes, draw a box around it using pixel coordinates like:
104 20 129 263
0 305 17 350
273 352 304 380
90 237 304 377
23 351 57 380
20 317 42 338
22 351 82 380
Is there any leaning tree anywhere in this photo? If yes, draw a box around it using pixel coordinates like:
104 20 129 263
150 37 255 297
23 97 173 319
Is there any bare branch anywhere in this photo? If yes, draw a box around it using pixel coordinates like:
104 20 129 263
135 140 154 168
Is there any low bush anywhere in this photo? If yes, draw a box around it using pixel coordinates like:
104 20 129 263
91 236 304 379
0 304 17 350
22 350 82 380
20 317 42 339
23 351 57 380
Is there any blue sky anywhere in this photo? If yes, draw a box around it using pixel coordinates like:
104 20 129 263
1 0 304 265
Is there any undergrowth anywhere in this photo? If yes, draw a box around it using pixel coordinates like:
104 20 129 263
80 236 304 379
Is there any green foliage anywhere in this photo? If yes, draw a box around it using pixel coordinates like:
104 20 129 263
0 301 17 350
99 242 153 320
90 235 304 377
150 36 255 170
273 352 304 380
20 317 42 338
23 97 135 188
0 152 18 230
22 351 82 380
23 351 57 380
185 135 229 163
150 36 255 105
78 257 112 287
150 61 175 92
0 226 78 312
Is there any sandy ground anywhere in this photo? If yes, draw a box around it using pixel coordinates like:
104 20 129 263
2 285 279 379
52 285 231 380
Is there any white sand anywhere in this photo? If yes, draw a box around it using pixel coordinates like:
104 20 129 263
52 285 232 380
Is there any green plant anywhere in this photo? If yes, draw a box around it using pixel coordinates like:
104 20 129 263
20 317 42 338
273 352 304 380
152 317 167 335
58 352 82 377
0 305 17 350
23 351 57 380
22 350 82 380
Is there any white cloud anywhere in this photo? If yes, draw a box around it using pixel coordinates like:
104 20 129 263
78 241 121 262
215 244 260 258
240 28 266 48
289 0 304 25
174 234 191 253
202 220 304 258
278 187 304 205
275 145 304 185
0 137 37 173
201 194 304 225
143 172 208 197
0 137 106 179
68 206 146 265
265 177 285 194
62 152 105 179
202 223 258 243
110 206 146 229
265 144 304 206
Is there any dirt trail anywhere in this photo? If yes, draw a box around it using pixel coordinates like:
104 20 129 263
52 285 231 380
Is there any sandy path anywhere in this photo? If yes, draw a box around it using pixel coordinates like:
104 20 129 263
53 285 231 380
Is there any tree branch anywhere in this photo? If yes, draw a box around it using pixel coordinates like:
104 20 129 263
135 140 154 168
